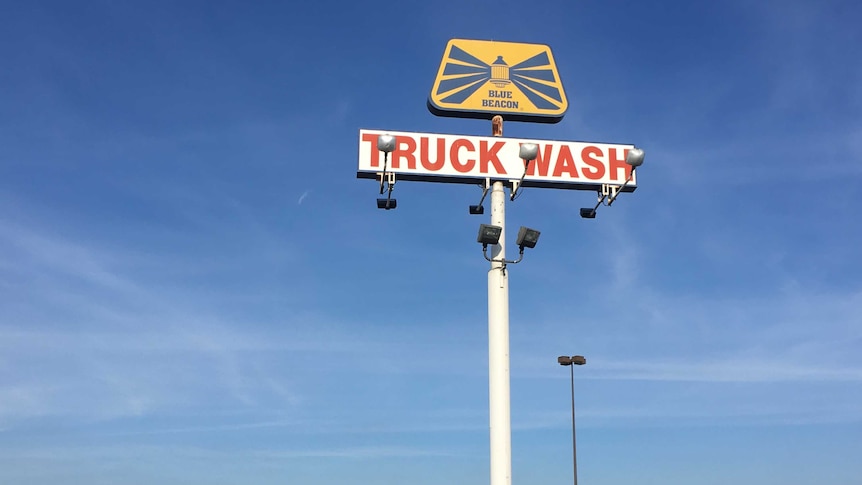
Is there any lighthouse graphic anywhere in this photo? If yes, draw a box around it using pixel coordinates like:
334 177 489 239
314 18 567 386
490 56 511 88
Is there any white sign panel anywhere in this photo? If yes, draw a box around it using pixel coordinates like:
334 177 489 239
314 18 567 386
357 129 637 191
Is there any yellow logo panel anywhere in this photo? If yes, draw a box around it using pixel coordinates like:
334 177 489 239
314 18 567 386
428 39 568 123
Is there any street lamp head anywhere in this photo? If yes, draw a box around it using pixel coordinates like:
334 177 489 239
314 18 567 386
515 226 540 249
377 134 396 154
477 224 502 246
519 142 538 162
559 355 586 365
625 147 645 167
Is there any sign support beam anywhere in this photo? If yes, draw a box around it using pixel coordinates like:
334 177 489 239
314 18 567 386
488 117 511 485
488 178 511 485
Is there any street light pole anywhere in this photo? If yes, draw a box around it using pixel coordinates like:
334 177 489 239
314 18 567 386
558 355 586 485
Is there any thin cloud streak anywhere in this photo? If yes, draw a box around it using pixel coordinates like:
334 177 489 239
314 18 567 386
0 444 458 461
297 189 311 205
587 359 862 383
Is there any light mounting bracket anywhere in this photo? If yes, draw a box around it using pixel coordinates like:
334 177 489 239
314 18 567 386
470 178 492 215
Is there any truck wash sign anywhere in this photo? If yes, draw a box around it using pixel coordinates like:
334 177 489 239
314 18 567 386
357 130 637 192
428 39 568 123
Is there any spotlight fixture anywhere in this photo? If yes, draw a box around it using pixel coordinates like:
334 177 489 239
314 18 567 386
377 198 397 210
515 226 540 249
477 224 502 246
478 223 540 266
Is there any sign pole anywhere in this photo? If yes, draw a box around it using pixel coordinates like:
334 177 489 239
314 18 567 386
359 38 645 485
488 116 511 485
488 179 511 485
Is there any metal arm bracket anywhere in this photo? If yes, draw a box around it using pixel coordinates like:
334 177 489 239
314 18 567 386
509 159 532 201
378 170 396 194
469 178 492 215
602 168 636 207
510 179 521 200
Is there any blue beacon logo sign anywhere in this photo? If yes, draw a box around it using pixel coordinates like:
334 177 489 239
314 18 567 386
428 39 568 123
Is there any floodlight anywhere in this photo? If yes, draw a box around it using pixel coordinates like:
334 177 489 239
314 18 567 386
377 134 396 154
477 224 502 245
625 147 644 167
515 226 540 249
377 198 397 210
579 208 596 219
469 205 485 215
519 143 538 161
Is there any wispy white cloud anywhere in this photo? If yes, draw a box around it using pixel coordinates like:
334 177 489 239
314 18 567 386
0 442 460 462
0 214 353 423
297 189 311 205
250 446 455 459
587 358 862 383
0 212 492 430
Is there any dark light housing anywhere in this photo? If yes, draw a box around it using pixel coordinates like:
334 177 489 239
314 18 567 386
477 224 502 245
515 226 540 249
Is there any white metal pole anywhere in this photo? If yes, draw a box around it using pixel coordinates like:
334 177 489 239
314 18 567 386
488 179 511 485
570 363 578 485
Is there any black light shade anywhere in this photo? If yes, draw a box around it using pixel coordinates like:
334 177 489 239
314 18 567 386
477 224 502 245
377 198 397 210
469 205 485 215
579 208 596 219
515 226 540 249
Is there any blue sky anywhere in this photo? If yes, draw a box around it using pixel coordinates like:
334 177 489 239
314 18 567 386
1 1 860 484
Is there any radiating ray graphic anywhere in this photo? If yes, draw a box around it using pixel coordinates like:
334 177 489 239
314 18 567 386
512 74 562 101
439 76 488 103
442 63 486 76
509 51 563 108
511 51 551 70
510 79 558 109
512 68 556 82
447 45 488 67
436 45 492 103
